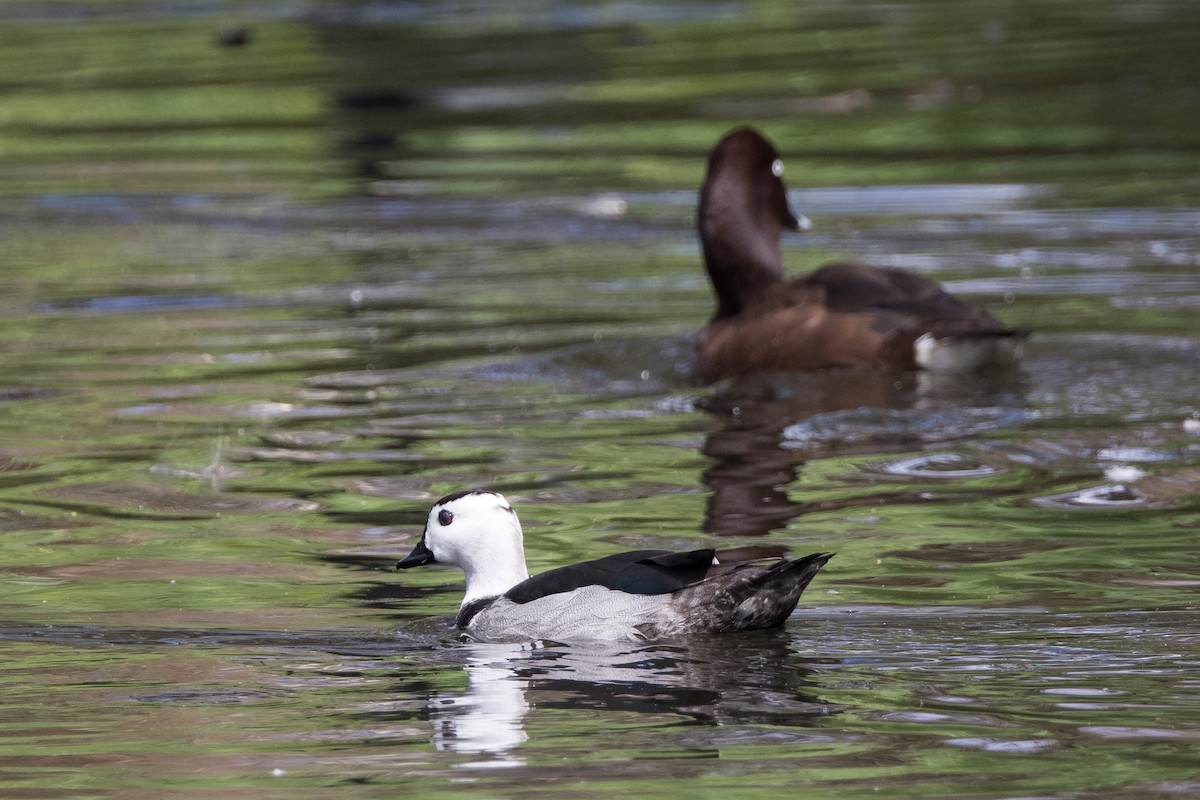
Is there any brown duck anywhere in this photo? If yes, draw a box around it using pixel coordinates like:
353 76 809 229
695 127 1025 383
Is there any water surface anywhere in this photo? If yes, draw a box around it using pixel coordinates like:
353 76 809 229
0 1 1198 798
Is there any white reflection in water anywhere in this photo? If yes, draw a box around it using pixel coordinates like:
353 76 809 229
429 643 531 767
421 635 826 766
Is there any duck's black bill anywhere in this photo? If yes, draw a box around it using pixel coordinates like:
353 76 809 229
396 538 435 569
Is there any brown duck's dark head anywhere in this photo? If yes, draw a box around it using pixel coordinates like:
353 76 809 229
698 127 810 319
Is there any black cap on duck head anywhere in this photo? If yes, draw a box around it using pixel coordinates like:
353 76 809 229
698 127 811 319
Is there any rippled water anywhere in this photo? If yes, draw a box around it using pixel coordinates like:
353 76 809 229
1 1 1199 798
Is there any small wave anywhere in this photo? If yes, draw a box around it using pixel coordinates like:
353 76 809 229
875 453 1002 479
1032 484 1144 509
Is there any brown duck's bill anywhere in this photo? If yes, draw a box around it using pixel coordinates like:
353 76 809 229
396 537 435 569
787 210 813 232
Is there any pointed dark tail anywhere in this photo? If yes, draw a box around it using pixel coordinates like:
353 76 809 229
732 551 834 631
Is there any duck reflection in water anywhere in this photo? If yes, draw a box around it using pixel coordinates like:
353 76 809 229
429 642 530 766
422 633 828 766
699 369 1028 537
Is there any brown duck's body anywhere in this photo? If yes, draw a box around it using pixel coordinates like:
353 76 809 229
695 127 1025 383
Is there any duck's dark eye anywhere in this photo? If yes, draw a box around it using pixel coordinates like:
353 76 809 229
437 509 454 526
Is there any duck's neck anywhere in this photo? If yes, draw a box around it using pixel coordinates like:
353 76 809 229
698 190 786 319
460 548 530 607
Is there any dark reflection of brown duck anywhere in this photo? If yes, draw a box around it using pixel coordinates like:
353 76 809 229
699 369 1027 537
700 370 911 537
695 126 1025 384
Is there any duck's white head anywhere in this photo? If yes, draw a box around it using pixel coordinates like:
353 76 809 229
396 491 530 606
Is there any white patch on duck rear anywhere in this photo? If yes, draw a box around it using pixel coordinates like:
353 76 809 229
914 333 1024 373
